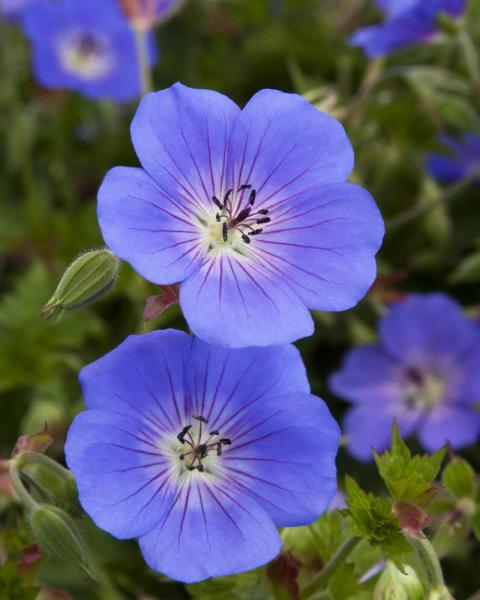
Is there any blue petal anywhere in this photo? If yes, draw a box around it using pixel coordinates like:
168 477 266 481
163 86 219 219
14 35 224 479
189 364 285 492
427 155 467 183
98 167 204 284
329 344 400 404
138 478 281 583
228 89 353 205
379 294 477 363
254 183 384 311
66 410 176 539
222 393 340 526
179 253 314 347
131 82 240 207
418 406 480 451
79 329 191 428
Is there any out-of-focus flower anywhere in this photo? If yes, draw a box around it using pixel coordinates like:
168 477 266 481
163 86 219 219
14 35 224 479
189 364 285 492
427 134 480 184
1 0 35 20
65 329 340 582
329 293 480 461
21 0 157 101
97 82 384 348
350 0 466 58
118 0 186 29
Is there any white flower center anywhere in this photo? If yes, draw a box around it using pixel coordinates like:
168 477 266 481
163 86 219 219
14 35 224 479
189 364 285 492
403 368 446 411
60 31 113 79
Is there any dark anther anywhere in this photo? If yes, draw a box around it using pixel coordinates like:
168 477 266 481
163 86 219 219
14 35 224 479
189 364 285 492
177 424 192 443
238 184 252 191
250 228 263 235
212 195 223 210
256 217 271 225
235 207 251 223
196 465 205 472
223 189 233 206
222 222 228 242
193 415 209 424
215 213 221 222
258 209 269 215
209 430 219 436
179 454 185 460
249 190 257 205
242 234 251 244
216 443 223 456
199 444 209 459
186 465 196 471
219 438 232 445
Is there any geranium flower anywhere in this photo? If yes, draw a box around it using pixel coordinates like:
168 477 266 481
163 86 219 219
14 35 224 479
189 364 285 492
98 83 384 347
65 329 340 582
21 0 157 101
427 134 480 184
350 0 466 58
1 0 35 20
329 293 480 461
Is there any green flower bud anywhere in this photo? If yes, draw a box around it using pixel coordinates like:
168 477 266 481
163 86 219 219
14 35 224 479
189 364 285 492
29 504 93 578
442 458 476 499
374 562 424 600
42 249 120 322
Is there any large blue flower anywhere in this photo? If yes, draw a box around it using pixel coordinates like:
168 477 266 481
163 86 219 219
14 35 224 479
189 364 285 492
21 0 157 101
65 329 340 582
329 293 480 461
427 133 480 184
98 83 384 347
350 0 466 58
1 0 35 20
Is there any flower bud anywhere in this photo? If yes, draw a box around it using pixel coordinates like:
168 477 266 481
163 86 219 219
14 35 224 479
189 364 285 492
29 504 92 577
436 12 462 36
118 0 185 30
374 562 424 600
42 249 120 323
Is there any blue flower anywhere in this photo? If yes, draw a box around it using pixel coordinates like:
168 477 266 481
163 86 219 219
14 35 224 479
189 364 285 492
350 0 466 58
1 0 35 20
21 0 157 101
427 134 480 184
65 329 340 583
97 83 384 348
329 293 480 461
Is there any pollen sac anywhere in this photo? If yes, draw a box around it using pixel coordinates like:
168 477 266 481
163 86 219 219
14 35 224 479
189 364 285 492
42 249 120 323
29 504 93 578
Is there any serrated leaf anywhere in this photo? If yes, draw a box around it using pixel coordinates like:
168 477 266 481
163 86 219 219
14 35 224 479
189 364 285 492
344 476 412 570
374 422 445 506
442 458 476 499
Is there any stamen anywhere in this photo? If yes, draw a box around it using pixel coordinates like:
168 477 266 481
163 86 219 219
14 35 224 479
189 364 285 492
209 430 219 436
258 209 269 215
193 415 209 424
222 222 228 242
256 217 271 225
250 229 263 235
215 213 221 222
236 207 251 223
249 190 257 205
217 443 223 456
219 438 232 445
238 184 252 191
242 234 251 244
223 189 233 207
177 424 192 443
212 195 223 210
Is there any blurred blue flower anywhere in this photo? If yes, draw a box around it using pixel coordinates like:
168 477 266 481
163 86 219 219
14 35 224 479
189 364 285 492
1 0 35 20
97 83 384 348
427 134 480 184
65 329 340 583
330 293 480 461
21 0 157 101
350 0 466 58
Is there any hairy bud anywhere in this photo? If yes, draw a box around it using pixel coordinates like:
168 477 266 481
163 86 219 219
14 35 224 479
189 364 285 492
42 249 120 323
374 562 424 600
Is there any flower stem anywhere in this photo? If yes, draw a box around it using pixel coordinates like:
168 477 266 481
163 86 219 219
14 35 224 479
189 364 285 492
300 536 360 599
134 26 153 96
411 537 451 600
18 451 72 480
386 167 480 232
458 30 480 99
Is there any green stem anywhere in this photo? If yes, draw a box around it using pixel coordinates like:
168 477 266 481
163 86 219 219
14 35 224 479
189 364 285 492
134 27 153 96
9 461 39 513
18 451 73 481
300 537 360 599
386 168 480 232
458 30 480 99
411 537 450 599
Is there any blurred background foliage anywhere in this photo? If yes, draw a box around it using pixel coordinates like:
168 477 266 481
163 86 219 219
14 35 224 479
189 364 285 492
1 0 480 598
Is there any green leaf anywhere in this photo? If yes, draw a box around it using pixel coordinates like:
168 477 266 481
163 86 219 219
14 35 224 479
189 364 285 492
442 458 476 499
449 250 480 283
328 563 372 600
0 561 38 600
374 422 445 506
188 569 272 600
344 476 412 570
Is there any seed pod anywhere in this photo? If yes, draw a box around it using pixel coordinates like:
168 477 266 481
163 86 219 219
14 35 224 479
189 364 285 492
30 504 93 577
42 249 120 323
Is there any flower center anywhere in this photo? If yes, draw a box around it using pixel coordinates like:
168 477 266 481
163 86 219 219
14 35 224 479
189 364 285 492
61 31 112 78
176 415 231 472
403 367 445 411
204 183 271 250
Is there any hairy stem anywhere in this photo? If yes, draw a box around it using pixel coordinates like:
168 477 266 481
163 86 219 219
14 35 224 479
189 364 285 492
134 26 153 96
